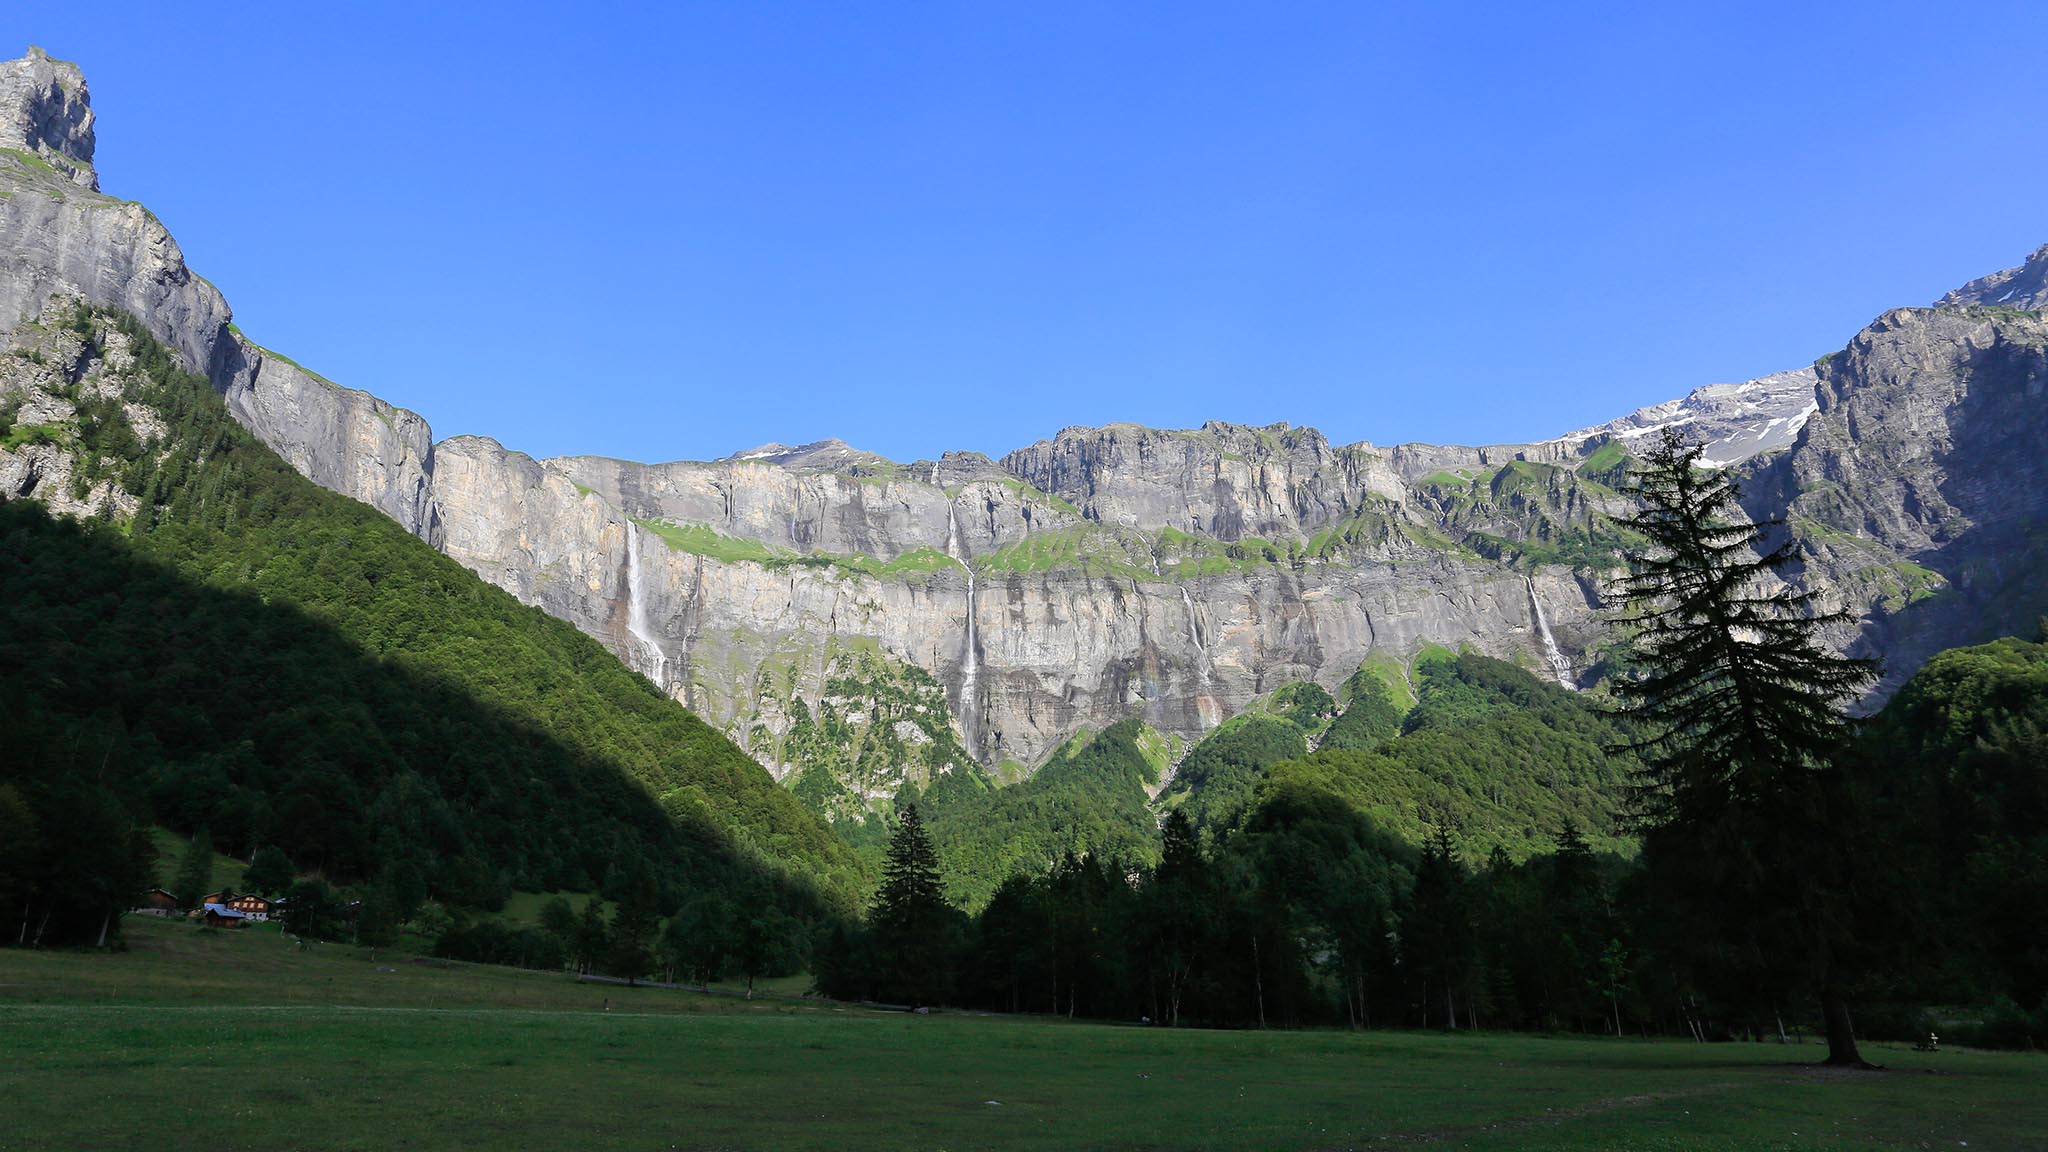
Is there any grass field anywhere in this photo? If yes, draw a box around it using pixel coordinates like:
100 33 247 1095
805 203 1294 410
1 917 2043 1151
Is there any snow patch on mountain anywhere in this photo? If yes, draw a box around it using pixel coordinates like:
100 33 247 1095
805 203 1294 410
1554 367 1821 469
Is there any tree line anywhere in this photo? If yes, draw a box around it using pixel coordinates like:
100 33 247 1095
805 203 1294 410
816 431 2048 1055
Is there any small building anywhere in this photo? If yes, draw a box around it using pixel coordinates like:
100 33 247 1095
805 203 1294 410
226 893 272 922
201 902 248 929
134 888 179 916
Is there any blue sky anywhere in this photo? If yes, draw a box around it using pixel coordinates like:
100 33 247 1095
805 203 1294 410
8 3 2044 464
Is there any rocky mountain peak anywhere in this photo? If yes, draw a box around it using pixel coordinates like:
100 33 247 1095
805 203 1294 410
0 47 96 191
1936 242 2048 311
714 438 891 473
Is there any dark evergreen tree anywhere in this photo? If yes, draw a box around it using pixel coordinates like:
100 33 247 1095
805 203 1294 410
172 829 214 911
1403 827 1475 1029
870 804 956 1006
571 899 609 976
355 877 402 949
1611 428 1878 1065
1141 810 1210 1025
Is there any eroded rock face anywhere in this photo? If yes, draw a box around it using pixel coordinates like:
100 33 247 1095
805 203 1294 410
1937 244 2048 311
0 46 96 189
1000 421 1410 541
419 429 1605 771
6 48 2044 810
214 340 441 544
1750 305 2048 696
0 51 437 540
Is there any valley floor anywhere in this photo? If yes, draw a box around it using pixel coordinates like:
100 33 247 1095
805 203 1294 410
1 918 2041 1151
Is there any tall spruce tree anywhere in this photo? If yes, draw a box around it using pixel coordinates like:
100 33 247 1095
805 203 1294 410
172 829 214 911
1611 429 1878 1066
871 803 954 1006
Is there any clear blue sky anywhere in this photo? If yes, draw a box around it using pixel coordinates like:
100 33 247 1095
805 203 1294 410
9 3 2045 464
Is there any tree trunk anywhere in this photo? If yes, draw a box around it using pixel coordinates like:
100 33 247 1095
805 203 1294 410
96 909 112 949
1820 987 1876 1068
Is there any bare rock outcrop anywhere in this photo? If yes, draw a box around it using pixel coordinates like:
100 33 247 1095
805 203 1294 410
8 48 2044 813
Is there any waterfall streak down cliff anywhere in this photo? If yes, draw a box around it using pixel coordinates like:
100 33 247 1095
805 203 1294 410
1528 578 1575 690
625 524 668 690
946 501 980 757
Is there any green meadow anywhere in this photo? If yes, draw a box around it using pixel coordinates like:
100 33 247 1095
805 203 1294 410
1 918 2042 1151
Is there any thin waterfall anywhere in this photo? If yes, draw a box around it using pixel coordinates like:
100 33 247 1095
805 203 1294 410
625 523 669 691
1179 585 1219 726
1527 576 1575 690
946 501 980 759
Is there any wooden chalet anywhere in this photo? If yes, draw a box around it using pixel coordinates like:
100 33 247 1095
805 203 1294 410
134 888 179 916
197 891 273 922
225 893 272 921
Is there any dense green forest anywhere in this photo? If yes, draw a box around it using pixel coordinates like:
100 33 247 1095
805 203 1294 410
819 649 1642 913
915 718 1166 908
817 632 2048 1045
0 305 859 949
1273 651 1639 857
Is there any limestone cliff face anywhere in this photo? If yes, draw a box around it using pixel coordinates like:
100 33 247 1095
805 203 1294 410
213 340 442 544
1750 303 2048 695
0 52 438 543
427 430 1602 774
1000 421 1409 540
0 47 96 189
8 48 2045 817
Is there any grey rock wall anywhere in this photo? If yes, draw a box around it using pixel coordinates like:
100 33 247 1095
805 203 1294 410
9 49 2045 807
0 46 96 189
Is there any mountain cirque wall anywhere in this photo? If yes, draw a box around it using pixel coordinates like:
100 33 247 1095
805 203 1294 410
431 427 1604 774
7 48 2045 808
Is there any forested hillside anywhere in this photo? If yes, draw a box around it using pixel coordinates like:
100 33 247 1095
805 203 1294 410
818 630 2048 1044
0 304 860 946
917 719 1167 908
1844 631 2048 1035
1270 652 1639 857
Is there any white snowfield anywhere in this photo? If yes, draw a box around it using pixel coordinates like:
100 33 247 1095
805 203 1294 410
1554 367 1822 469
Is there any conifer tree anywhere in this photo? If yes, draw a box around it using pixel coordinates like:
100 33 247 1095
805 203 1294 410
571 899 609 976
1611 428 1878 1066
1143 810 1209 1026
1612 430 1873 822
1403 827 1473 1029
173 829 214 911
871 803 954 1006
